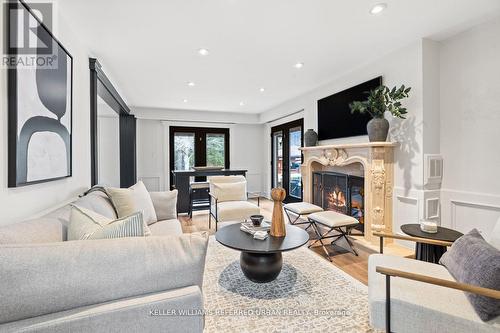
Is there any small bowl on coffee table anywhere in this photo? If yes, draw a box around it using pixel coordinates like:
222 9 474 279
250 215 264 226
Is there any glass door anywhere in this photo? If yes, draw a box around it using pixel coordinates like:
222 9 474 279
272 131 283 188
206 133 226 167
271 119 303 203
169 126 229 188
288 126 302 200
173 132 195 171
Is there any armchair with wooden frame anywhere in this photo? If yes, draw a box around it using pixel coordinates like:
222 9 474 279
208 176 260 231
368 223 500 333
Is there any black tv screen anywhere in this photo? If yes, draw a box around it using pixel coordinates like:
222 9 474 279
317 77 382 140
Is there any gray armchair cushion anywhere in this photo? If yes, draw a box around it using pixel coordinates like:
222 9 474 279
439 229 500 321
0 232 209 324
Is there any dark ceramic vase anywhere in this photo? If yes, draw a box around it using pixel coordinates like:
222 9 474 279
367 117 389 142
304 129 318 146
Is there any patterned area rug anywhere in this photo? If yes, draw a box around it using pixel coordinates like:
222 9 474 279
203 237 378 333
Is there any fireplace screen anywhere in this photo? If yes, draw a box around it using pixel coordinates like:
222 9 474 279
312 172 365 232
322 173 348 214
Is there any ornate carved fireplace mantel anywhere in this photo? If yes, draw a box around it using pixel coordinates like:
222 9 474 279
299 142 397 244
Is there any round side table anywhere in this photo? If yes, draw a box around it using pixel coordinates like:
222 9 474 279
401 224 463 263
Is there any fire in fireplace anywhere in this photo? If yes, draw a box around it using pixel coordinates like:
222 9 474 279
312 171 365 232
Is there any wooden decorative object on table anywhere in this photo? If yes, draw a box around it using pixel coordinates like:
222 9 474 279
270 188 287 237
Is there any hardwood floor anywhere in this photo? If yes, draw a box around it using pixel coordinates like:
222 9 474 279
179 198 373 285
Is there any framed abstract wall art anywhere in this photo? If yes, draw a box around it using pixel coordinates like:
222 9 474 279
7 0 73 187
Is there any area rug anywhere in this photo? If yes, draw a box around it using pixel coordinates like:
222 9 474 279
203 236 379 333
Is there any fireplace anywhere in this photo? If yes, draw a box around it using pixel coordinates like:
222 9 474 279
312 172 365 232
300 142 396 244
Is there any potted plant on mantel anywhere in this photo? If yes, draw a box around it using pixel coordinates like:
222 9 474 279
349 85 411 142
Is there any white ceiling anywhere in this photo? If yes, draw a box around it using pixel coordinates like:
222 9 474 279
59 0 500 114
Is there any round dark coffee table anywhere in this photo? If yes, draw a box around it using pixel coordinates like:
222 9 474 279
401 224 463 263
215 223 309 283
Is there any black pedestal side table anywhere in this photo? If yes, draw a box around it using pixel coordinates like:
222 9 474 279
215 224 309 283
400 224 463 263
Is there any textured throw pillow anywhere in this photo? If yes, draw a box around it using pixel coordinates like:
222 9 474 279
439 229 500 321
105 181 158 225
149 190 178 220
68 205 151 240
212 182 246 202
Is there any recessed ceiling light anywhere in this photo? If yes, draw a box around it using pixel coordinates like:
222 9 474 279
183 99 188 103
198 48 209 56
239 101 245 106
187 81 195 87
294 62 304 69
259 87 265 92
370 3 387 15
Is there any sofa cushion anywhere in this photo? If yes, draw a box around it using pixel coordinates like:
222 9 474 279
0 286 204 333
71 191 118 220
215 201 260 222
439 229 500 321
368 254 500 333
0 217 64 244
68 206 151 240
106 181 158 225
0 233 209 324
148 219 183 236
149 190 178 220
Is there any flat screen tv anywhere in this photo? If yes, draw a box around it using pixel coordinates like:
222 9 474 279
317 77 382 140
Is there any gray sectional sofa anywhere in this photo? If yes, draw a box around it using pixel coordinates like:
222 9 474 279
0 190 208 333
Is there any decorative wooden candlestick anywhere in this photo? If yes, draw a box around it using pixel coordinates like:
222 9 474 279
270 187 287 237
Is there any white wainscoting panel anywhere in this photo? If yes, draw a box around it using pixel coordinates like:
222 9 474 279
441 189 500 240
139 176 161 192
393 187 422 248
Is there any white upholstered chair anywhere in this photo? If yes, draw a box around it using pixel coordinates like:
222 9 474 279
369 217 500 332
208 176 260 230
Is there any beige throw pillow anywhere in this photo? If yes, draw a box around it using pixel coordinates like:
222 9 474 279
212 182 247 202
149 190 178 220
106 181 158 225
68 206 151 240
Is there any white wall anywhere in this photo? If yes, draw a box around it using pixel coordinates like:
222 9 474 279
439 17 500 239
136 119 266 194
0 8 91 224
258 18 500 241
267 41 424 192
260 42 426 224
97 115 120 187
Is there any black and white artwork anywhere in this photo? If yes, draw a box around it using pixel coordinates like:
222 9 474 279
8 1 73 187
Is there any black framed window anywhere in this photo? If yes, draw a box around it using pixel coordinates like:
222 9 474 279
271 119 303 203
169 126 229 187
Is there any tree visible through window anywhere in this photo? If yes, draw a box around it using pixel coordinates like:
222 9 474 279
174 133 194 170
206 133 225 167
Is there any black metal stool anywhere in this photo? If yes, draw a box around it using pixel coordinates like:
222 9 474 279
189 182 210 219
308 211 360 261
